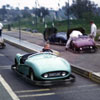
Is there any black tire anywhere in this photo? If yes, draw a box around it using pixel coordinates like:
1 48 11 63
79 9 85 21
15 59 17 65
0 43 6 49
29 69 35 81
11 59 18 70
91 47 97 53
15 59 18 70
70 74 76 82
59 39 62 44
73 47 76 53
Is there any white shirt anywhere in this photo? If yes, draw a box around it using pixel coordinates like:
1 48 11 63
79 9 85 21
70 30 83 38
0 23 3 30
91 23 97 37
66 30 83 48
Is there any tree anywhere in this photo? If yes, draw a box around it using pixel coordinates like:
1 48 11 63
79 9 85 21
0 5 7 20
33 7 49 18
63 0 97 19
62 2 69 18
21 7 31 18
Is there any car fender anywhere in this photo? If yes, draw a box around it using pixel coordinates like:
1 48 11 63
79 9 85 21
15 53 22 65
25 61 41 79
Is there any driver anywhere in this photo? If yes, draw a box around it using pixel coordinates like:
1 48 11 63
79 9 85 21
42 43 53 53
65 30 83 50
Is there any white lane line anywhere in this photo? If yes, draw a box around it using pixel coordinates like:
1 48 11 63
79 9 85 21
77 84 98 88
0 66 11 69
15 88 50 93
0 75 20 100
18 92 55 98
0 54 4 56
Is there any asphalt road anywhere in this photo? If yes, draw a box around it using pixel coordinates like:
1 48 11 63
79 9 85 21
0 43 100 100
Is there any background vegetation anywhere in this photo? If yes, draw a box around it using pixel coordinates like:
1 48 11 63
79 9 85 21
0 0 100 35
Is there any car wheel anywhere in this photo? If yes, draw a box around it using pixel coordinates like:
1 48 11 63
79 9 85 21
11 59 18 70
0 43 5 49
15 59 18 70
73 47 76 53
59 39 62 44
70 74 76 82
29 70 35 81
91 48 97 53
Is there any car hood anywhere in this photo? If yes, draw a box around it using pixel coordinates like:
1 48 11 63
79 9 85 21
25 56 71 75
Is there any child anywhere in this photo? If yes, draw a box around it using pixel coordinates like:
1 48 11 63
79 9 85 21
42 43 53 53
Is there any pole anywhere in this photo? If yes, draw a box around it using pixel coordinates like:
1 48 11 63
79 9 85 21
67 0 70 30
35 0 38 29
18 3 21 40
19 16 21 40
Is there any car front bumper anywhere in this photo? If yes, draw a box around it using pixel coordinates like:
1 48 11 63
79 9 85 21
11 65 75 86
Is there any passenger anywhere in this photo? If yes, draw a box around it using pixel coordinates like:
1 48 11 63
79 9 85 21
42 43 53 53
65 30 83 50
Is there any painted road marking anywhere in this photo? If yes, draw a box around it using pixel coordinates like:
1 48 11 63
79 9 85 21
55 87 100 95
0 66 11 69
0 75 20 100
16 84 99 98
16 88 55 98
15 88 50 93
0 54 4 56
48 84 98 91
18 92 55 98
77 84 98 88
16 84 98 98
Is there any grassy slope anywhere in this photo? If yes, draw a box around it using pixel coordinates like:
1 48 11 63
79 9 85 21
7 17 100 35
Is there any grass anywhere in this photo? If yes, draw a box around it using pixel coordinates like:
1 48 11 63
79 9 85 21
4 17 100 35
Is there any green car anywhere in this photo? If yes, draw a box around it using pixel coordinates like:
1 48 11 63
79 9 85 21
12 52 75 86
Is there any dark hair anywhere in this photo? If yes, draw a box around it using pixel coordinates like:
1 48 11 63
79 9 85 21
90 20 94 24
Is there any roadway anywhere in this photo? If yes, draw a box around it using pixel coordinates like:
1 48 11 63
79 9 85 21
0 43 100 100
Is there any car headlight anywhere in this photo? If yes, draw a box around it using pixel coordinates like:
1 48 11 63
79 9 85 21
80 48 82 50
43 74 48 78
90 46 93 49
62 72 66 76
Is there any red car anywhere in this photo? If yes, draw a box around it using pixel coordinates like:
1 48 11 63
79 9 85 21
70 36 97 53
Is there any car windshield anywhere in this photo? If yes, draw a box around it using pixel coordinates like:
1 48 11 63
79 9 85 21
28 52 56 59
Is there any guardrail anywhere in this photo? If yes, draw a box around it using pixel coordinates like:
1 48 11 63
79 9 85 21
71 64 100 84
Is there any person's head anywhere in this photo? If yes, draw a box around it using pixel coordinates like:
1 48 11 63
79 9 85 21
90 20 94 25
44 43 50 49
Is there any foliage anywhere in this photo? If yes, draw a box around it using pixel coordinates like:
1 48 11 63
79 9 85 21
0 6 7 20
63 0 98 20
32 7 49 18
0 2 100 35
